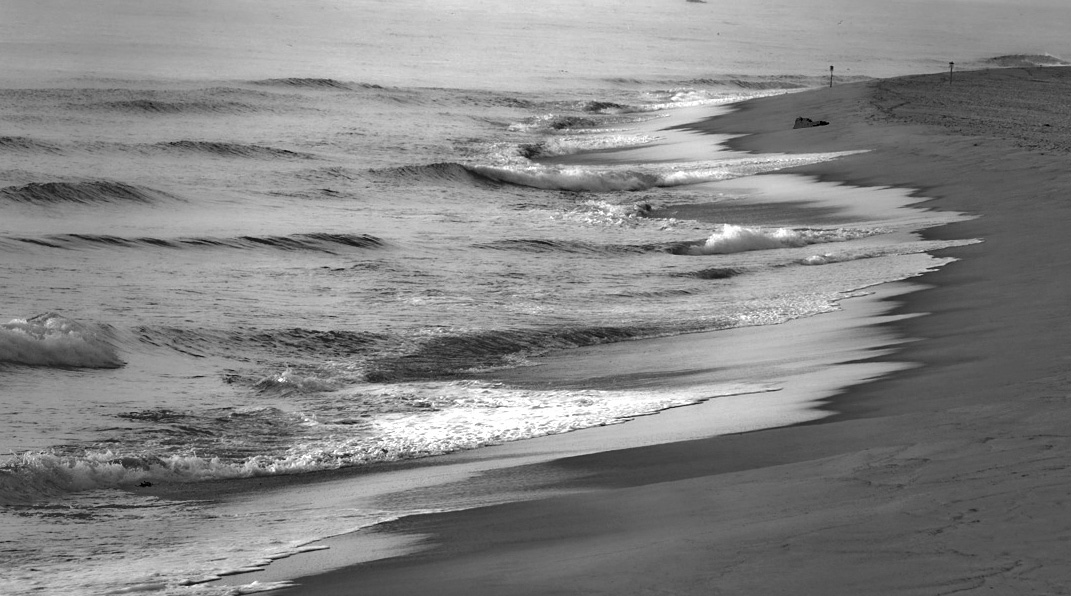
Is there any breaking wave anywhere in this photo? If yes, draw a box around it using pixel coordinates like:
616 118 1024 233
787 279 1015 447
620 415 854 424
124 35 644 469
508 114 603 133
471 152 864 192
0 313 124 368
0 379 766 506
368 153 863 194
368 162 503 187
472 163 658 192
519 133 657 158
673 224 878 255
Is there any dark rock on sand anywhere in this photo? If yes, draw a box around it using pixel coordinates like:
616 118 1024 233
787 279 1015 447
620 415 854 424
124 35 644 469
793 116 829 129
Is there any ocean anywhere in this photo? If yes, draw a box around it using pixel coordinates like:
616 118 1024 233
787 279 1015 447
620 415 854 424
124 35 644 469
2 1 1069 594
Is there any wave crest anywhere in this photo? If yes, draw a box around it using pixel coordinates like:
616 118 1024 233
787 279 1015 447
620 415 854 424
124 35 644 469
476 238 650 255
252 78 362 90
368 162 502 187
91 99 256 114
155 140 314 159
673 224 877 255
519 134 657 159
0 136 63 154
0 181 177 205
470 152 864 192
7 232 386 254
0 312 124 368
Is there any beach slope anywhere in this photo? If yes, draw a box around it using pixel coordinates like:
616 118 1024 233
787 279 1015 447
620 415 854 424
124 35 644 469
279 67 1071 595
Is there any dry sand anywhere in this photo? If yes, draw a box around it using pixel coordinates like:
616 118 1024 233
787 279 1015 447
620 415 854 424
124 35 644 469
277 67 1071 595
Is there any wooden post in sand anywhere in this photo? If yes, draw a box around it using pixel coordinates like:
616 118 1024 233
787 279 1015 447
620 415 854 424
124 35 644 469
829 65 834 88
949 62 954 84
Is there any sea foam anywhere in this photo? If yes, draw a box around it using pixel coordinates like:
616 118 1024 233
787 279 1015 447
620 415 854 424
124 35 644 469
681 224 876 255
470 152 864 193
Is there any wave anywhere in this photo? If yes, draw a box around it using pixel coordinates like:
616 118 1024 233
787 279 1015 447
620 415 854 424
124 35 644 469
0 181 178 205
519 133 657 159
0 312 124 368
471 163 659 192
0 136 63 154
0 373 741 505
578 100 630 113
508 114 603 133
362 324 661 382
0 449 289 506
133 325 388 366
469 152 863 192
674 267 744 279
671 224 878 255
475 238 651 255
368 162 503 188
0 86 282 117
89 98 257 114
251 78 363 90
152 140 315 159
0 368 776 505
7 232 387 254
984 54 1070 68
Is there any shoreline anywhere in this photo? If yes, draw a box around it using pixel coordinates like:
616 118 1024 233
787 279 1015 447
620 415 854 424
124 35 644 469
274 67 1071 593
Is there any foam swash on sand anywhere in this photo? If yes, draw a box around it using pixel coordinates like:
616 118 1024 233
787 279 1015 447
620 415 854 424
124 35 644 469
3 0 1070 594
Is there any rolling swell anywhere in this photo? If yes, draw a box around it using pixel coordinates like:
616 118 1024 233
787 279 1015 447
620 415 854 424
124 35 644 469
7 232 387 254
153 140 315 159
252 78 369 90
0 181 178 205
675 267 744 280
87 95 259 114
135 325 387 363
0 136 63 154
476 238 652 255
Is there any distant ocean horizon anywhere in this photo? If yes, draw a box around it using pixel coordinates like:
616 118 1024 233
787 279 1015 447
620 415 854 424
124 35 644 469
2 1 1070 593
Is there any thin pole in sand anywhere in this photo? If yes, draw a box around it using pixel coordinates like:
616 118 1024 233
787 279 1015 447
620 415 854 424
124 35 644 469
949 61 954 84
829 65 834 88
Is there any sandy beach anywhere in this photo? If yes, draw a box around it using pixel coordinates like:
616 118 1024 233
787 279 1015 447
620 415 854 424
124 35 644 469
272 67 1071 594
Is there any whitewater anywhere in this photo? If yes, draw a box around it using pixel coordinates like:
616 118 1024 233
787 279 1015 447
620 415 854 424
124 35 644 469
3 0 1070 594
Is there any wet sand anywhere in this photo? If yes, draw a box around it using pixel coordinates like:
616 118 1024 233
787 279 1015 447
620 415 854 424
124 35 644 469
276 67 1071 595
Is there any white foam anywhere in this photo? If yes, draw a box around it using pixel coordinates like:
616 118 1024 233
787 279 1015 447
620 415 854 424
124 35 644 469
470 151 864 193
0 313 124 368
533 134 658 157
686 224 876 255
0 379 772 507
298 380 777 467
